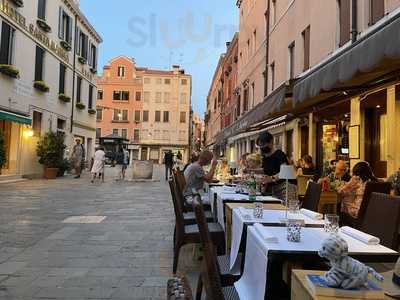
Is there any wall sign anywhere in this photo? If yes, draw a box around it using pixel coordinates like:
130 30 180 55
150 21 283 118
0 0 69 63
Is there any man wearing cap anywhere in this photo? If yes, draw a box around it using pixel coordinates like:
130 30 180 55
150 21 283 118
257 131 289 189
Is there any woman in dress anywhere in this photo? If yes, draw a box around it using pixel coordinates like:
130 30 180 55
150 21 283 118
91 147 106 183
338 161 378 218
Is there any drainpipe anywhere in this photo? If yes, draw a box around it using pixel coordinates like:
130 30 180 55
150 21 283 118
351 0 358 43
264 0 271 97
70 15 78 133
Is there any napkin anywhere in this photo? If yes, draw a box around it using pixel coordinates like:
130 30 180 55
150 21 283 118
238 207 252 220
340 226 380 245
300 209 323 220
254 223 278 243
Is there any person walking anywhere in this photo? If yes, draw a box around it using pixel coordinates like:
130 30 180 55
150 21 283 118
121 147 130 180
91 147 106 183
115 147 125 181
164 150 174 180
71 139 85 179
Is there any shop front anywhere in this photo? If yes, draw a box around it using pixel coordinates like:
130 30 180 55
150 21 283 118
314 101 351 175
0 110 31 176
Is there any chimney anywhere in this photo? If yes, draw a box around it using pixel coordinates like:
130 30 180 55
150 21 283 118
226 42 231 49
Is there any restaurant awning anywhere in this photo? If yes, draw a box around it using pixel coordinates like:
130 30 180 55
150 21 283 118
294 11 400 106
0 110 31 125
215 84 289 145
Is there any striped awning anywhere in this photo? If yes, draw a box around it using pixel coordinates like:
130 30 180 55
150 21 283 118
0 110 31 125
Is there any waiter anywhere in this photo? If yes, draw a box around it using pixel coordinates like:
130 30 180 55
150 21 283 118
257 131 289 192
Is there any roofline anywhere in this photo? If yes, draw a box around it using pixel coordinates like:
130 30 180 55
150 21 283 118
64 0 103 43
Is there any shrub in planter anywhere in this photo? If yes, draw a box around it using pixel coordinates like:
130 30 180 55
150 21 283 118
0 130 6 175
58 93 71 103
78 56 87 64
57 158 71 177
33 81 50 93
90 67 97 74
37 19 51 33
0 64 20 78
75 102 86 110
36 132 66 179
60 40 72 51
88 108 96 115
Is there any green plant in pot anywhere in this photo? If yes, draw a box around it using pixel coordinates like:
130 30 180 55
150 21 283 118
36 131 66 179
0 130 6 175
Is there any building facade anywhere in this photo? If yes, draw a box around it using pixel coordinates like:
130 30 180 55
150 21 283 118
191 113 204 153
206 0 400 179
96 58 192 164
0 0 101 177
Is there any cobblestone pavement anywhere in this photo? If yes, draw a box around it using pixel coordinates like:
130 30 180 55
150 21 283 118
0 166 198 300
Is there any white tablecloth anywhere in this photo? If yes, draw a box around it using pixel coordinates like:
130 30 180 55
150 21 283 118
235 226 397 300
229 208 325 272
214 189 281 230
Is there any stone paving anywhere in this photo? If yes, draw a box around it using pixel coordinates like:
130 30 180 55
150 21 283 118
0 166 198 300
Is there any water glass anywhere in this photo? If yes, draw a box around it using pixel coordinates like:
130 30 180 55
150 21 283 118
253 202 263 219
324 214 339 233
286 219 302 242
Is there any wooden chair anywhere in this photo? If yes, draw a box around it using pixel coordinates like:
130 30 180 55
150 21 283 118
168 179 214 226
169 178 226 274
192 196 240 300
297 175 314 196
173 170 211 213
341 182 392 228
301 182 322 212
360 192 400 250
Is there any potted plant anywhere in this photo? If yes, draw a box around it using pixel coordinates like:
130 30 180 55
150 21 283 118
10 0 23 7
60 41 72 51
58 93 71 103
88 108 96 115
36 132 66 179
0 130 6 175
33 81 50 93
90 67 97 74
75 102 86 110
36 19 51 33
0 64 20 78
78 56 87 64
57 158 71 177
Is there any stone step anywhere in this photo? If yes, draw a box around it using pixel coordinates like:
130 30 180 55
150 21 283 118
0 175 27 184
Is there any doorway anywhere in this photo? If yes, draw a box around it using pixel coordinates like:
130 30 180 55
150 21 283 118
362 90 387 178
0 120 11 171
141 147 148 161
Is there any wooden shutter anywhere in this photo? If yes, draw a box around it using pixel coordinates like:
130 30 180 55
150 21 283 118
75 27 81 55
38 0 46 20
303 26 310 71
371 0 384 25
0 22 11 65
58 7 64 39
88 85 93 109
35 46 44 81
67 15 73 44
59 63 66 94
339 0 351 46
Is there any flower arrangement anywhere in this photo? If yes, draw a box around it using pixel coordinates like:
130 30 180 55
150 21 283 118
33 81 50 92
0 64 20 78
60 40 72 51
10 0 23 7
36 19 51 33
58 93 71 103
75 102 86 110
388 171 400 196
88 108 96 115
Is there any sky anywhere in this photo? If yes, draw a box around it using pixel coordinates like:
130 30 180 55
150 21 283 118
80 0 239 117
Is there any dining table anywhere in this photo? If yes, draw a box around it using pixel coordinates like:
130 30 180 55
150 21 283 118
234 226 399 300
229 208 325 273
208 184 283 230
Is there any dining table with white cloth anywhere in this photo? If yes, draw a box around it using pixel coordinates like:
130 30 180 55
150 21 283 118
229 208 325 273
234 225 399 300
209 185 282 230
